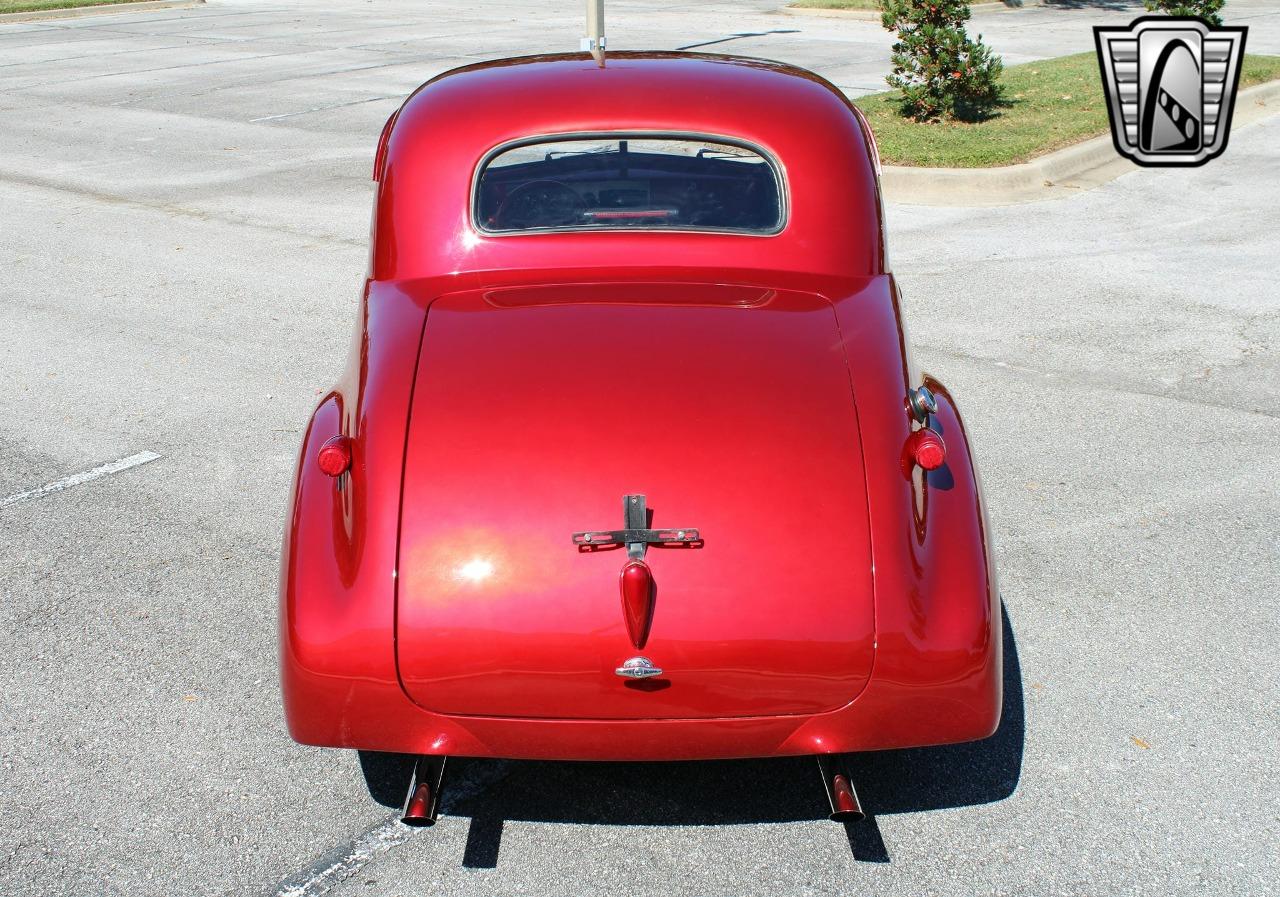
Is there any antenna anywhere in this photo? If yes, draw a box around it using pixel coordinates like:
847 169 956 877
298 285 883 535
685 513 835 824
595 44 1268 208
581 0 605 66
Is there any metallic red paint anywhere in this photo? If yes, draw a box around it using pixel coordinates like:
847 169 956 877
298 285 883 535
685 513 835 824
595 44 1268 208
373 54 884 282
279 52 999 762
395 283 874 721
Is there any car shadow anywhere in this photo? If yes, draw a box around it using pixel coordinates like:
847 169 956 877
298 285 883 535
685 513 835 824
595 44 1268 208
360 603 1024 867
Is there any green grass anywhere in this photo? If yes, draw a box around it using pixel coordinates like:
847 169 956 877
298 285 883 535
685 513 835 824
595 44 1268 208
0 0 154 13
854 52 1280 168
789 0 882 10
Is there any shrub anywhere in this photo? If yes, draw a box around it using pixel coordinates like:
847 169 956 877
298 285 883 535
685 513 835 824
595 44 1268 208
1142 0 1225 27
881 0 1003 121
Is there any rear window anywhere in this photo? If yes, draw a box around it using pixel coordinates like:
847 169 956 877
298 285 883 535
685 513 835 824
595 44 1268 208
474 135 784 235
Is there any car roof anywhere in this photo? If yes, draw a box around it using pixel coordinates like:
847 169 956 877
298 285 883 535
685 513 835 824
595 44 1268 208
405 51 854 124
373 52 884 283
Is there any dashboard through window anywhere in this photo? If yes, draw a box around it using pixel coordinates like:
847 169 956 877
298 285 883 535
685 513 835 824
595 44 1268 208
475 136 784 235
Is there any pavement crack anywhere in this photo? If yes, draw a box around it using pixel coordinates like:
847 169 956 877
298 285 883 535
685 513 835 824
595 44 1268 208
0 168 365 248
921 345 1280 421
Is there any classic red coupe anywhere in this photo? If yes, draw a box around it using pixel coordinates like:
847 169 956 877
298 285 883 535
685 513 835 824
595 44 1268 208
280 51 1000 827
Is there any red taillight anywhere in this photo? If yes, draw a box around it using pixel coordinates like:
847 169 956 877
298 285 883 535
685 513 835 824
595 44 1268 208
317 435 352 477
908 428 946 470
620 559 656 648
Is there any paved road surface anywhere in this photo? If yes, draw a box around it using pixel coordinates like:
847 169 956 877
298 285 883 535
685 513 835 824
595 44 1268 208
1 2 1278 895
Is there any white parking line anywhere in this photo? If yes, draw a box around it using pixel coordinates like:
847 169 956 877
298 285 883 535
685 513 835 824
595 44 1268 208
271 760 513 897
0 451 160 509
275 815 416 897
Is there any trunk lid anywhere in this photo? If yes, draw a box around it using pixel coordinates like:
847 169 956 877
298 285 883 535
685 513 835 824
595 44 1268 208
396 282 875 720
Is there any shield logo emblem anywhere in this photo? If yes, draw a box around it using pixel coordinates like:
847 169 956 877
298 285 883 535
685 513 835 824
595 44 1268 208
1094 16 1248 167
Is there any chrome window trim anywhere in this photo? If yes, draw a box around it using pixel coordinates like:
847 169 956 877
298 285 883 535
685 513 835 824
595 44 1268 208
470 130 790 238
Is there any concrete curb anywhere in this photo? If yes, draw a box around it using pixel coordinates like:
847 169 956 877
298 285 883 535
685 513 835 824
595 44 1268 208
0 0 203 24
879 79 1280 206
781 0 1041 21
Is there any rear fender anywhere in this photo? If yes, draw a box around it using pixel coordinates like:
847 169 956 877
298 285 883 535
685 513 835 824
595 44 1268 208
279 280 432 746
782 276 1000 751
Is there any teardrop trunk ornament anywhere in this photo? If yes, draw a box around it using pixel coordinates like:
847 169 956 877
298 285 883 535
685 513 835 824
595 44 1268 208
619 559 655 648
574 495 700 651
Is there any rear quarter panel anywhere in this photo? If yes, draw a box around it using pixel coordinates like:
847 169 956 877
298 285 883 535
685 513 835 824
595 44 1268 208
279 279 429 747
779 276 1001 751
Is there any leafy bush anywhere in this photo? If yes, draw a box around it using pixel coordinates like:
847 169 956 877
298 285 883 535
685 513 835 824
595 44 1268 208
881 0 1004 121
1142 0 1225 28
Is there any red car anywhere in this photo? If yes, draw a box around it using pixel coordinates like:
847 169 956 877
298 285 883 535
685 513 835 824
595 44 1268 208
280 51 1000 827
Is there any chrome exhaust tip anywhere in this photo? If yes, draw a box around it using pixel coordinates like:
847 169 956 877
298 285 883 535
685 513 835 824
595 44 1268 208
816 755 865 822
401 755 447 827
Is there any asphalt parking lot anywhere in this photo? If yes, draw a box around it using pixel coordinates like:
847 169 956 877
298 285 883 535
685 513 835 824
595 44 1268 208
2 1 1279 895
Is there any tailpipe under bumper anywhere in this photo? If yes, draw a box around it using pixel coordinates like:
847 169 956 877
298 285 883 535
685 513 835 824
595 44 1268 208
816 755 864 822
401 756 447 827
